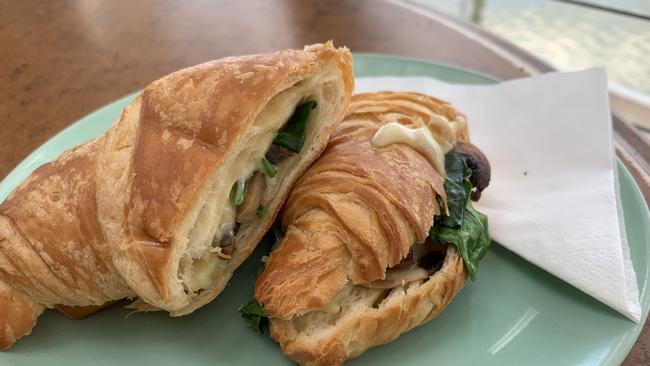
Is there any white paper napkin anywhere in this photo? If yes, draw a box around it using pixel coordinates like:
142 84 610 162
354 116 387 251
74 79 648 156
356 68 641 322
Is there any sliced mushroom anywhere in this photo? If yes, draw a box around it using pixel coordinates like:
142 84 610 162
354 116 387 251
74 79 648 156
361 243 448 289
265 144 294 164
418 250 446 273
212 226 237 259
363 263 430 290
410 241 429 261
220 230 236 256
236 172 266 224
452 141 491 201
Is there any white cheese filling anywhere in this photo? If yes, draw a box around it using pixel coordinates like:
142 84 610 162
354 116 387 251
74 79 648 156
371 113 466 175
180 73 334 294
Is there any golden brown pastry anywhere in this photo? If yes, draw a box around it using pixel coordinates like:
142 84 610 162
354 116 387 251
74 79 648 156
0 42 353 349
253 92 491 365
0 281 43 351
55 302 118 319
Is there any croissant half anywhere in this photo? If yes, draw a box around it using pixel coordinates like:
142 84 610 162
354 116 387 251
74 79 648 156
0 42 353 349
255 92 483 365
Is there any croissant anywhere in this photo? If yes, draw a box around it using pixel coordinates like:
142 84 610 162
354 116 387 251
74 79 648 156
0 42 353 349
254 92 491 365
0 281 43 350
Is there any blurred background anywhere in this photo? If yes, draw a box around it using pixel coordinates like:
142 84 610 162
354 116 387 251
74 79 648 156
418 0 650 137
2 0 649 180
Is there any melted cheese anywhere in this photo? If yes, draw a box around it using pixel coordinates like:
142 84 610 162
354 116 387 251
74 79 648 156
371 113 466 175
425 114 456 152
372 122 446 174
189 254 218 291
181 73 333 294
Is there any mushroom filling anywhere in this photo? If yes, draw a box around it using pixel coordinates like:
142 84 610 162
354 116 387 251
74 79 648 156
451 141 491 201
213 225 238 259
265 144 294 164
179 97 321 295
362 242 448 290
208 101 317 260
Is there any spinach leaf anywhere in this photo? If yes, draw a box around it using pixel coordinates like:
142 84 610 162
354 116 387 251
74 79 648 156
273 101 317 153
260 157 278 177
256 205 268 218
239 299 269 335
429 203 490 280
430 150 491 280
437 152 472 227
231 179 246 206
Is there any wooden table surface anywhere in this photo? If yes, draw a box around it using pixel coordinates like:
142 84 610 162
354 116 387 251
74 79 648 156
1 0 649 364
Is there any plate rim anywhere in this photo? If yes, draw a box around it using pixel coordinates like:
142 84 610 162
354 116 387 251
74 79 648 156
353 52 500 83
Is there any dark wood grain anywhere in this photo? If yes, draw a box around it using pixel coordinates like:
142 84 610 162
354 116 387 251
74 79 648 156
0 1 648 364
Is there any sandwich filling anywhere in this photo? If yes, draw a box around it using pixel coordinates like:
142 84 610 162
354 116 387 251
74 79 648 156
361 242 448 290
181 100 316 294
371 117 492 283
372 112 467 173
179 66 343 295
342 112 482 284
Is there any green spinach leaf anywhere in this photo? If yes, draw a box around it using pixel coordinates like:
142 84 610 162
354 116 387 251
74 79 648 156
260 157 278 177
239 299 269 335
431 150 491 280
437 152 472 227
429 203 490 280
273 101 317 153
231 179 246 206
256 205 268 218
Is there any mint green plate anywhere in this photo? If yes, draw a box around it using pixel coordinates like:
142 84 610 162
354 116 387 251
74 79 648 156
1 54 649 366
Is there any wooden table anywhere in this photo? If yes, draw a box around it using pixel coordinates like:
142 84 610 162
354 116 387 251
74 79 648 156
1 0 649 364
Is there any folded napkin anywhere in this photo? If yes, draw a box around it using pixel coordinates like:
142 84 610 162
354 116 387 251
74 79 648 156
356 68 641 322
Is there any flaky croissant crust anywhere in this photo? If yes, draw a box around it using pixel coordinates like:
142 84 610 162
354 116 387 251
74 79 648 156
0 42 353 349
256 92 468 319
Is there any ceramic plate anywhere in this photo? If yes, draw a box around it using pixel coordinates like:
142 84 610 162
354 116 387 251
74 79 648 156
1 54 649 366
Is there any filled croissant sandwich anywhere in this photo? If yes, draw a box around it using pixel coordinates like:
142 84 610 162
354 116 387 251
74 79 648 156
0 42 353 350
247 91 492 365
